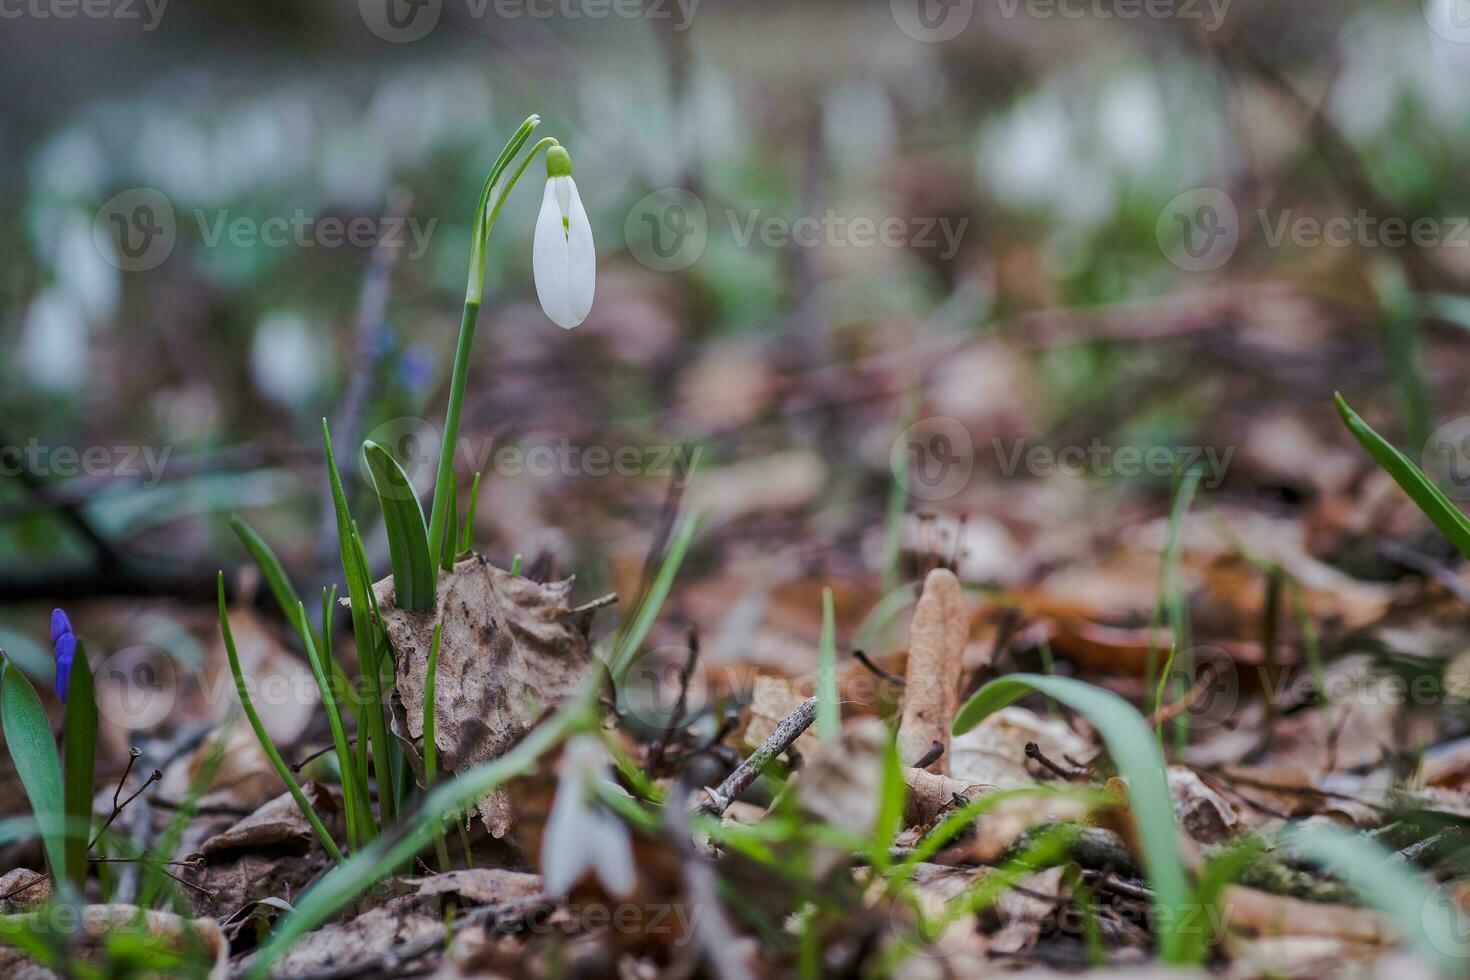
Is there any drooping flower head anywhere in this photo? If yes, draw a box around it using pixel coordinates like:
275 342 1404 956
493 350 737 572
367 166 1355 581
532 144 596 330
51 608 75 702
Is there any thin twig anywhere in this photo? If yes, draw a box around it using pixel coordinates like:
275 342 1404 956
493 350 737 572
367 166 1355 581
647 629 700 774
696 698 816 816
852 649 903 685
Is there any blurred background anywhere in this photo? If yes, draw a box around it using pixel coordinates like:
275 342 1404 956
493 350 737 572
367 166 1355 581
6 0 1470 738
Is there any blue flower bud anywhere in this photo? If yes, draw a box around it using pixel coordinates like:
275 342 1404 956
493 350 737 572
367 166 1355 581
54 631 76 703
50 608 73 646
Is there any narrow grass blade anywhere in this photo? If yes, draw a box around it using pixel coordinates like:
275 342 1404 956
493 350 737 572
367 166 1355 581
324 421 398 823
952 673 1191 963
816 587 839 740
459 470 483 555
1 660 66 882
870 730 906 870
248 677 594 978
423 622 450 872
293 601 373 846
217 574 344 864
1283 823 1469 976
362 440 435 612
607 510 701 680
230 515 354 716
1336 393 1470 560
61 642 97 891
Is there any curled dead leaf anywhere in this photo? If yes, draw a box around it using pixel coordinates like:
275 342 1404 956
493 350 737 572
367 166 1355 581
899 568 972 772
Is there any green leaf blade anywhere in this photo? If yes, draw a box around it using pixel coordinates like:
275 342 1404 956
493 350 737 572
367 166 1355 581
952 673 1191 963
61 643 97 891
1 662 66 883
1335 393 1470 560
362 440 435 612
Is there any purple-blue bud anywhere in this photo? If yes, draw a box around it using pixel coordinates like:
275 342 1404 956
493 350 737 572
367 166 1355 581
50 608 73 645
53 631 76 703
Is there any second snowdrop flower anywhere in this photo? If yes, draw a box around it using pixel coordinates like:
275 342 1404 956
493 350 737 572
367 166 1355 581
532 145 595 329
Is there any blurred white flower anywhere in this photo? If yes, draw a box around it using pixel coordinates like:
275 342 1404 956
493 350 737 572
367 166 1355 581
250 311 326 409
540 734 635 898
532 147 595 330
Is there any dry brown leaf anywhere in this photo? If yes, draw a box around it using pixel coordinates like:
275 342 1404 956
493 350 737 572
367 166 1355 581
899 568 972 771
949 705 1091 789
902 767 992 828
1222 884 1393 943
378 555 593 837
198 782 341 859
0 869 50 911
1168 766 1241 844
992 866 1066 954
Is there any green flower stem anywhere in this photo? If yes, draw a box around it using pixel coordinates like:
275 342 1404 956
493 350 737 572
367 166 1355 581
425 117 548 571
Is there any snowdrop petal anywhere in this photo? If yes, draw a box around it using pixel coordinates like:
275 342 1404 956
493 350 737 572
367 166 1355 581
539 735 636 898
533 175 595 329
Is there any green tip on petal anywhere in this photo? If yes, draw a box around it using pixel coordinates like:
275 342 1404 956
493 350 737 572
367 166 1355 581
546 145 573 178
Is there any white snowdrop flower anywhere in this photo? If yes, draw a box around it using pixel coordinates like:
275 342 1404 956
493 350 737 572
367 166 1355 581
532 145 595 329
540 734 635 898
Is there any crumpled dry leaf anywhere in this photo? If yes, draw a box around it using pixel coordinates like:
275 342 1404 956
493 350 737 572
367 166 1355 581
378 555 593 837
899 568 972 771
949 705 1091 789
1168 766 1241 844
199 782 341 859
0 869 49 911
902 768 991 828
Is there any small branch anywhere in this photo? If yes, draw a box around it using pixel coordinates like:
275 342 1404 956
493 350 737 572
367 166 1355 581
1024 742 1087 782
696 698 816 816
913 741 945 771
647 629 700 774
90 753 161 849
852 649 903 685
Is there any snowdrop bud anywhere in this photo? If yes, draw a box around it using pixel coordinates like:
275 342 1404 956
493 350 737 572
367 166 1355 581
532 145 595 330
